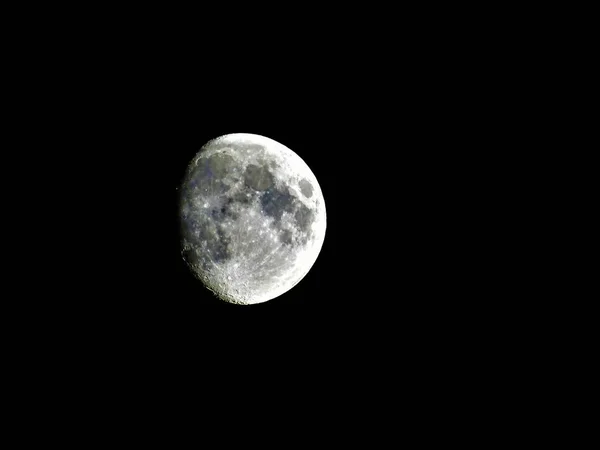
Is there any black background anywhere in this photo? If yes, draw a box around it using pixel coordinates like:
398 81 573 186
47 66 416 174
55 53 494 405
11 7 524 438
43 38 486 350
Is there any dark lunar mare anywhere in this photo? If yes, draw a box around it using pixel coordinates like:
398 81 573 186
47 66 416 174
210 198 239 222
260 187 297 222
180 149 318 273
279 229 293 246
180 194 236 272
294 204 314 234
187 154 233 195
244 164 273 191
180 214 233 270
259 185 315 247
298 178 314 198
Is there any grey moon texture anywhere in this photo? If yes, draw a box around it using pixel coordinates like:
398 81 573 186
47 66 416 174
179 133 326 305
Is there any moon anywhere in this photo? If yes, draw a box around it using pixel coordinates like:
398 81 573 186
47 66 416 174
179 133 326 305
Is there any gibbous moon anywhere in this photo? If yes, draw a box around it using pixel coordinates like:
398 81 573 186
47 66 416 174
179 133 326 305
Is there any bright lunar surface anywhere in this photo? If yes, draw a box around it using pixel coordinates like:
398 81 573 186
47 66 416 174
179 133 326 305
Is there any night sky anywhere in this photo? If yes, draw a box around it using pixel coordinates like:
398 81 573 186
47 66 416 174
5 3 541 443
